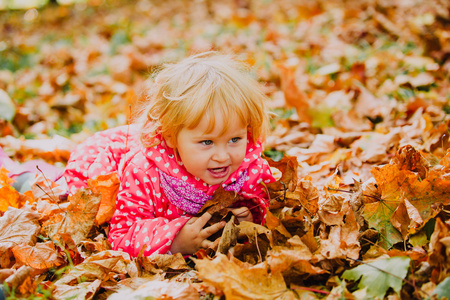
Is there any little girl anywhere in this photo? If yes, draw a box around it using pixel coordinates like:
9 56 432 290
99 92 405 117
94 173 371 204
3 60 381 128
63 52 276 257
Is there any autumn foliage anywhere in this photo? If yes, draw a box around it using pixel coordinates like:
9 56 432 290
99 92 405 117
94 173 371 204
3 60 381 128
1 0 450 299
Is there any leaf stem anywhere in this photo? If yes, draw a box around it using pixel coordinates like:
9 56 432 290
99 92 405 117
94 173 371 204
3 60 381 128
346 256 431 298
326 187 381 201
290 286 330 295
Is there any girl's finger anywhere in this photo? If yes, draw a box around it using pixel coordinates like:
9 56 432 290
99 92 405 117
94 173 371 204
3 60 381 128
194 212 213 228
201 220 226 238
201 239 213 249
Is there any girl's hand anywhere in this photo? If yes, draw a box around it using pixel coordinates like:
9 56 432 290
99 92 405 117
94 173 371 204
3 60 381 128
228 207 253 223
170 212 226 255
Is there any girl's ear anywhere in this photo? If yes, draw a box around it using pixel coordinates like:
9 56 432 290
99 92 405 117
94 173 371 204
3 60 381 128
165 134 176 149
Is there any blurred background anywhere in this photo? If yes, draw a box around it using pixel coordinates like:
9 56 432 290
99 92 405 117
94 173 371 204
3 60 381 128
0 0 449 185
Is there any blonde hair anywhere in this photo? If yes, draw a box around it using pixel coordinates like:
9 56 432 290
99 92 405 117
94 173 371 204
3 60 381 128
135 52 270 148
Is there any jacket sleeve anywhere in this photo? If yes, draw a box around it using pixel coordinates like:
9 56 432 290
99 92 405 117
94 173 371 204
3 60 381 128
235 157 276 225
108 162 190 257
63 126 131 195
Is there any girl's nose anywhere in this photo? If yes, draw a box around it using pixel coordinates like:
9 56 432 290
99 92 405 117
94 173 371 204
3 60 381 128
212 147 230 162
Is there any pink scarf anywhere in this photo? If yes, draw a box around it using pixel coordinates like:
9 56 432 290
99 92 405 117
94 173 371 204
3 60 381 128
158 169 247 215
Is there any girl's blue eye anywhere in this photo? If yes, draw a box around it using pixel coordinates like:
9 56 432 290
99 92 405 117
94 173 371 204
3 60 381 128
201 140 213 146
230 137 241 143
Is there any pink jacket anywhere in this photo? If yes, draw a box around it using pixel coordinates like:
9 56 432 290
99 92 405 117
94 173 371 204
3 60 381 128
64 125 275 257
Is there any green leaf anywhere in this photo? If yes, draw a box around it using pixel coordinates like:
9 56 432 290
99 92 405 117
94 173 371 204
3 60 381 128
434 277 450 300
308 104 335 129
0 89 15 121
342 256 410 299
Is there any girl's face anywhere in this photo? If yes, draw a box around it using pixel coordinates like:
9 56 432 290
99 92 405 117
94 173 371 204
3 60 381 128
167 113 248 186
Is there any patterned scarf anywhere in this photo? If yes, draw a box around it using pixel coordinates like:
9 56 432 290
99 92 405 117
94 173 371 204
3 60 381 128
158 169 247 215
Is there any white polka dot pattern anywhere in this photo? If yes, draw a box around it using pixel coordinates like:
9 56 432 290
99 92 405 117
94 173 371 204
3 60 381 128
63 125 276 257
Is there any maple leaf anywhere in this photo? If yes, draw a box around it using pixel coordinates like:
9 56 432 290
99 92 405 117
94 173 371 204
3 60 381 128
197 186 240 216
195 253 288 300
12 241 66 275
3 265 36 297
266 236 326 278
342 256 411 299
0 207 40 268
0 269 14 283
266 155 299 194
55 250 138 286
317 199 361 261
278 64 311 124
109 280 200 300
41 188 101 246
53 279 102 300
217 215 240 254
366 146 450 248
140 253 189 276
428 218 450 271
0 167 23 212
390 199 423 239
87 172 120 226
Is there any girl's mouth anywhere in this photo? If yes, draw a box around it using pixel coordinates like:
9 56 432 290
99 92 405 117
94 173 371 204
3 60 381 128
208 166 229 178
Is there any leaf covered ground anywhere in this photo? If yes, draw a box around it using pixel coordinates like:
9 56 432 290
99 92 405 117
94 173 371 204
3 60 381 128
1 0 450 299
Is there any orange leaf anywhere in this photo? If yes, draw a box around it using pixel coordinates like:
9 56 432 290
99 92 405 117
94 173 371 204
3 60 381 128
0 207 40 268
390 199 423 239
428 218 450 269
278 64 311 124
267 243 326 276
195 253 287 300
87 172 120 226
12 241 66 275
0 167 23 212
41 189 101 245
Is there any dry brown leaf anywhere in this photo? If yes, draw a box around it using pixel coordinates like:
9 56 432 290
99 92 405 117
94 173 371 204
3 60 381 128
109 279 200 300
140 253 189 276
0 269 14 283
53 279 102 300
317 199 360 261
0 207 40 268
391 199 424 239
428 218 450 269
278 64 311 124
0 167 23 212
87 172 120 226
41 188 101 245
197 186 240 216
266 155 299 194
195 253 288 300
217 215 240 254
266 245 326 277
4 265 36 296
12 241 65 275
55 250 137 287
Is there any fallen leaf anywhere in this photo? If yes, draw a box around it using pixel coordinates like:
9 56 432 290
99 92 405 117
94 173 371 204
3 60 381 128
12 241 66 275
278 64 311 124
87 172 120 226
140 253 189 276
0 207 40 268
108 279 200 300
428 218 450 270
0 269 14 283
217 215 240 254
0 167 22 212
390 199 423 239
4 265 36 296
41 188 101 245
195 253 288 300
342 256 411 299
53 279 102 300
197 186 240 217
